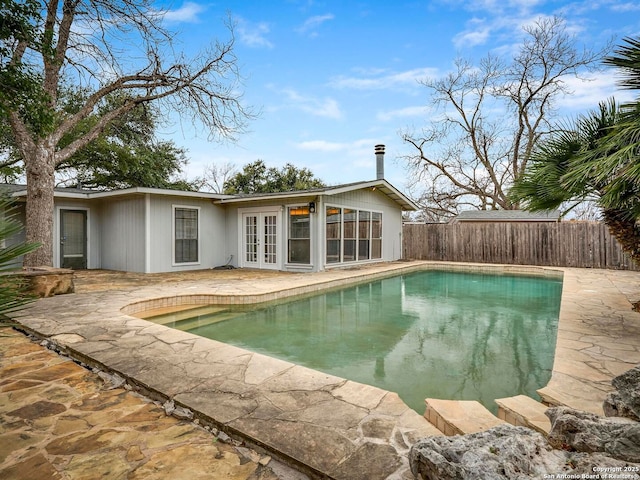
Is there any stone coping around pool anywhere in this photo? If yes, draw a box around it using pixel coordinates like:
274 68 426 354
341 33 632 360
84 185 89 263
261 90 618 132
6 261 640 479
121 261 564 315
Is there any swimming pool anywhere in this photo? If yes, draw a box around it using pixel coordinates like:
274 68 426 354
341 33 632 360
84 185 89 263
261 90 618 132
144 269 562 413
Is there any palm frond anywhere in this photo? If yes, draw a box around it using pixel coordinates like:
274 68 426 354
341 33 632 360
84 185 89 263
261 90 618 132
604 37 640 91
0 195 40 315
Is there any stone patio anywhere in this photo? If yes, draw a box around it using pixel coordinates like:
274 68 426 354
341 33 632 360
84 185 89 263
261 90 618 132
0 326 301 480
3 261 640 479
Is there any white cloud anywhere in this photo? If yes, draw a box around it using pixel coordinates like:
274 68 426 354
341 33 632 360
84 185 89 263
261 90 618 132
163 2 205 23
376 106 429 122
237 18 274 48
453 27 492 48
557 72 636 111
448 3 574 51
282 89 343 119
611 2 640 12
294 139 383 177
329 67 439 91
296 14 335 36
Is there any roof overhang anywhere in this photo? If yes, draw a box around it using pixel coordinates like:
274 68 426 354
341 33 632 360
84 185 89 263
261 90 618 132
214 179 418 211
449 209 561 223
3 185 232 201
2 180 417 210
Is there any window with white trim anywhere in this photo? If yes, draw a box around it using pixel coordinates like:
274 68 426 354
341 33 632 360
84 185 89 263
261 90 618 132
358 210 371 260
343 208 356 262
288 206 310 264
325 206 341 264
371 212 382 259
174 207 199 263
325 206 382 264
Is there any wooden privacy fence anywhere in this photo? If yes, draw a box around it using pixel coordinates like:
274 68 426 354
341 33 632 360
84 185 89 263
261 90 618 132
402 222 639 270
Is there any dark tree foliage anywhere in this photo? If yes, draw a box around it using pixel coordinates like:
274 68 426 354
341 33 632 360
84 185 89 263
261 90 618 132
55 90 193 190
224 160 325 194
2 87 194 190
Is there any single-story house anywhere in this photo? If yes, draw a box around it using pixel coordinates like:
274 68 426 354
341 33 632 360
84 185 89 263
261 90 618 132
448 209 561 224
1 146 418 273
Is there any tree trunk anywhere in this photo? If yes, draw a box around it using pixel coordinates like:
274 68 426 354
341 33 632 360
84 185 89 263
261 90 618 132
602 208 640 266
23 144 56 267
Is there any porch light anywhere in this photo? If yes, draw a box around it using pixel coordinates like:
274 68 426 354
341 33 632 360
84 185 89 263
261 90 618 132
289 206 309 216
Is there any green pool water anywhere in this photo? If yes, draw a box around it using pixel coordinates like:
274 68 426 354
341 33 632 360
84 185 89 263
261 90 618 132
148 270 563 413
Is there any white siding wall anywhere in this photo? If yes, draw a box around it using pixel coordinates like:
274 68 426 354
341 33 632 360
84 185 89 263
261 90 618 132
99 196 145 272
148 195 227 273
224 205 240 268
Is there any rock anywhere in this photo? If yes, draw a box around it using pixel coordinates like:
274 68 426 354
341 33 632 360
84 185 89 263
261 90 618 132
9 267 75 297
547 406 640 463
172 405 193 420
604 365 640 422
97 371 126 390
410 423 640 480
163 399 175 416
409 424 566 479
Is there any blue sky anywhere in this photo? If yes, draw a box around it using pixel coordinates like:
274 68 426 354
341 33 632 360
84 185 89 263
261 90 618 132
154 0 640 190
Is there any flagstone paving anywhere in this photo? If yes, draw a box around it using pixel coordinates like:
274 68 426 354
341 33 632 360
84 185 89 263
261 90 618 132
2 261 640 479
0 326 302 480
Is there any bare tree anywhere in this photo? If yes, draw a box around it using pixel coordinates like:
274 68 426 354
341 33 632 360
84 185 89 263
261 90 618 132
197 161 238 193
2 0 252 266
402 16 607 221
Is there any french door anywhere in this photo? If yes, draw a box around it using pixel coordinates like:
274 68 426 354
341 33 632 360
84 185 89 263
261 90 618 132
241 211 279 269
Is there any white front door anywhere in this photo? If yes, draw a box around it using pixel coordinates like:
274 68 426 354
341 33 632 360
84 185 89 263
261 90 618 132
242 211 279 269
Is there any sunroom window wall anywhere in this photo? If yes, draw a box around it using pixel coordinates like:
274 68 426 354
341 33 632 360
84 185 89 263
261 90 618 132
325 205 382 265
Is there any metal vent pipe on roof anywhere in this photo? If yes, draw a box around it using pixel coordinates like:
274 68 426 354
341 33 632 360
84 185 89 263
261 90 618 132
375 144 385 180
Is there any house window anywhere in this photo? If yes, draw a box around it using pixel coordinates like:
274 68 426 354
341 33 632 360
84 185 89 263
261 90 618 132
325 206 382 264
174 207 199 264
343 209 356 262
326 206 341 264
358 210 371 260
371 212 382 259
288 206 310 264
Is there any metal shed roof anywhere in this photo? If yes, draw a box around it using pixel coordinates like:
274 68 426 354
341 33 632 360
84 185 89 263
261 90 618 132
450 209 561 223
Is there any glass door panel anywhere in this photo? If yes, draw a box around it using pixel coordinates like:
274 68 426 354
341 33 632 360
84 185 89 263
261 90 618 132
60 209 87 269
263 214 277 265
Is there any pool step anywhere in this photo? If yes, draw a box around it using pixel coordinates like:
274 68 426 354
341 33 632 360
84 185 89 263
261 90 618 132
494 395 551 435
537 379 607 416
424 398 506 436
166 311 242 332
141 305 227 324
